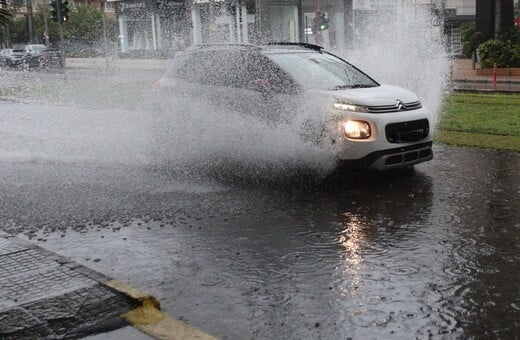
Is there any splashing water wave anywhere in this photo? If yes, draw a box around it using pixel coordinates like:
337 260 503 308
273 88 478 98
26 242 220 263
1 4 448 181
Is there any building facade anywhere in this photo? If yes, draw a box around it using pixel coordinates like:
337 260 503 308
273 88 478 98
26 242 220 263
110 0 478 54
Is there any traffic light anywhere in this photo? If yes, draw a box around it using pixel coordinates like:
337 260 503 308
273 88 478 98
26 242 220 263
313 12 329 32
318 12 328 31
61 0 69 22
50 0 69 23
50 0 58 22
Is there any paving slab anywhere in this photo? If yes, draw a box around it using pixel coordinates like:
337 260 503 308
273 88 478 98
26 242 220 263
0 231 218 340
0 231 138 339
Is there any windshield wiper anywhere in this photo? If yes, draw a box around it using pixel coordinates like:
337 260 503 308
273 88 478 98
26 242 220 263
332 84 377 90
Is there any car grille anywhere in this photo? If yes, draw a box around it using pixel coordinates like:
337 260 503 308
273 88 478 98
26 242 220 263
385 119 429 144
367 101 422 113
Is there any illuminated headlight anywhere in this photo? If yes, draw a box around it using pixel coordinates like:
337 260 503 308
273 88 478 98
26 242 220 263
333 102 368 112
343 120 371 139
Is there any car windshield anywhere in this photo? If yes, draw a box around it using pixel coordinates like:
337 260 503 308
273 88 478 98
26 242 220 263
264 51 379 90
28 45 46 53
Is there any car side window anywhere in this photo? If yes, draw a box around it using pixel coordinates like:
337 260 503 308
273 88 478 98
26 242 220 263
166 49 298 94
166 51 214 85
244 53 298 94
203 50 246 88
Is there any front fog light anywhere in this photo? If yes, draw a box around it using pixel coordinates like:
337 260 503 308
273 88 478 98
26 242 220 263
344 120 371 139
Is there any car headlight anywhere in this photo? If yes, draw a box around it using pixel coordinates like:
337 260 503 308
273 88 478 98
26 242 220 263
343 120 371 139
333 102 368 113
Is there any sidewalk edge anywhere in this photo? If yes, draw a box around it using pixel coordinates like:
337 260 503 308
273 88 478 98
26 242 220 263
105 279 218 340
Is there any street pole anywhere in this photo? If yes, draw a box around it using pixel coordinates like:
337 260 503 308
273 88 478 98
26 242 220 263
43 0 49 46
101 0 109 70
56 0 64 49
26 0 34 43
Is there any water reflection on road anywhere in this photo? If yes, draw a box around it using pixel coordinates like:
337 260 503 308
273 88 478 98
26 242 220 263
1 146 519 339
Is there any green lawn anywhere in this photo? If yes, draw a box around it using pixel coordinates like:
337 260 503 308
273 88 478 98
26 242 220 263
435 92 520 151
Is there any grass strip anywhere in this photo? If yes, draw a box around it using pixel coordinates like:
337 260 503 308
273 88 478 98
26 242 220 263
434 129 520 151
437 92 520 151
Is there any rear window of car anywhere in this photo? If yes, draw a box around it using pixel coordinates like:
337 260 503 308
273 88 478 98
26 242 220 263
264 51 378 90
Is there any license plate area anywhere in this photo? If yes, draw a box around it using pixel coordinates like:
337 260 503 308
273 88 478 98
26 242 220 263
386 119 429 144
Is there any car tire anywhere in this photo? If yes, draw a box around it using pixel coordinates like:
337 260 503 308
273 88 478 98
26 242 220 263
22 61 29 72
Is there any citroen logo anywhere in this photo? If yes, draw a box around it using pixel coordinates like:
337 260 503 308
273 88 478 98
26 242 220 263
396 99 403 111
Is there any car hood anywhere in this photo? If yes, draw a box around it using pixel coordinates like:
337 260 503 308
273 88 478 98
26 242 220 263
324 84 420 106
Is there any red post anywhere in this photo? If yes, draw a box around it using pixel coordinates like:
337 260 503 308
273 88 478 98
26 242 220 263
493 62 497 90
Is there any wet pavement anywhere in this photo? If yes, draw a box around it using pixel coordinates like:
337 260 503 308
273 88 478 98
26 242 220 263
1 68 519 338
0 145 519 339
0 231 139 339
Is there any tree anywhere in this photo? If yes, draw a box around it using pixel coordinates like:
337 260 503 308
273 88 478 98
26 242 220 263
63 5 109 46
7 15 28 43
6 3 118 52
461 22 478 57
0 0 12 27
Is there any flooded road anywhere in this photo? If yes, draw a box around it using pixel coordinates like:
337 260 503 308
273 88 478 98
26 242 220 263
1 69 519 338
0 142 518 338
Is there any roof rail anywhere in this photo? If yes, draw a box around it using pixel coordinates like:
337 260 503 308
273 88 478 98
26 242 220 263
266 42 324 51
187 43 261 50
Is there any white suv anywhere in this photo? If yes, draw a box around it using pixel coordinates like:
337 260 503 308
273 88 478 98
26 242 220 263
154 43 433 171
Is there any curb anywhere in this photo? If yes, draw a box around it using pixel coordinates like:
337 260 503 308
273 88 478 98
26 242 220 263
452 78 520 84
105 280 218 340
0 231 217 340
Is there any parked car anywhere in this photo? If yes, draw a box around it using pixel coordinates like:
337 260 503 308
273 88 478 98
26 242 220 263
0 48 26 68
24 44 47 56
22 46 65 70
152 43 433 171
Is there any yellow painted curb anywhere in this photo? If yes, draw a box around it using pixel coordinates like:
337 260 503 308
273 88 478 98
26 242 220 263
105 279 218 340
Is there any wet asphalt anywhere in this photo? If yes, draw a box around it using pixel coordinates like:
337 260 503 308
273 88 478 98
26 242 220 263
1 68 519 339
0 146 518 339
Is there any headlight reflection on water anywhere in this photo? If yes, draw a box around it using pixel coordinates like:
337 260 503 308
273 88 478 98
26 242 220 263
338 213 367 297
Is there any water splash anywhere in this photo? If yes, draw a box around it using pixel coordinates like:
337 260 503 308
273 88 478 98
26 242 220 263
334 3 449 125
148 93 339 179
0 4 449 180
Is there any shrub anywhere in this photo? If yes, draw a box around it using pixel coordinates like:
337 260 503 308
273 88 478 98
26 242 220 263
479 27 520 68
461 22 478 58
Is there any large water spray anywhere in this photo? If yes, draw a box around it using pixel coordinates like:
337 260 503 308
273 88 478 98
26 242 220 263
336 2 449 123
2 3 449 180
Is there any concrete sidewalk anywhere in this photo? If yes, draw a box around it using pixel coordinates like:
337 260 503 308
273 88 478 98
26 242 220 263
450 58 520 92
0 230 141 339
451 58 520 83
0 231 217 340
66 57 170 71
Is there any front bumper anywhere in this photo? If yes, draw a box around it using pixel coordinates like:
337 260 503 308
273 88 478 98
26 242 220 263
332 107 434 170
338 141 433 170
334 106 431 148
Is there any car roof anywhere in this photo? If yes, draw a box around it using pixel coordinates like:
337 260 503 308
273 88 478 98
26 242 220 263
182 42 324 54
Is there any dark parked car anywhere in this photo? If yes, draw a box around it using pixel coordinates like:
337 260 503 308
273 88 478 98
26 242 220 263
0 49 26 68
22 47 65 70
